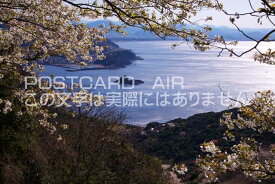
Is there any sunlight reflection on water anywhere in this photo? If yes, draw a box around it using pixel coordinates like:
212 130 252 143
43 41 275 125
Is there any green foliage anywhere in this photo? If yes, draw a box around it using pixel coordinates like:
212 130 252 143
134 111 233 163
0 75 168 184
0 107 169 184
198 91 275 183
133 109 275 182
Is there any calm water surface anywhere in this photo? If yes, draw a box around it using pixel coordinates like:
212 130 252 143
43 41 275 125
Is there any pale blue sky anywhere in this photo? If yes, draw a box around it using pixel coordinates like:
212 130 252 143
197 0 274 28
74 0 274 28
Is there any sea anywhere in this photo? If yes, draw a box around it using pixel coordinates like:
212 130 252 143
42 41 275 126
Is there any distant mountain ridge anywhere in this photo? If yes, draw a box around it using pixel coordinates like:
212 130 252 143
86 20 275 41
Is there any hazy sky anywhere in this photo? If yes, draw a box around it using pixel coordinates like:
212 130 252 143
75 0 274 28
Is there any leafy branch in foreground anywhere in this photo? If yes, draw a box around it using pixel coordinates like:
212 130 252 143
213 0 275 64
0 1 222 183
197 91 275 183
0 0 221 135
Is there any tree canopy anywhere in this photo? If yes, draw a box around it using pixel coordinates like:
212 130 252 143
0 0 275 183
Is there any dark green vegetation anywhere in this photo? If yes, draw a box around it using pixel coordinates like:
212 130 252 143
134 110 236 163
42 39 141 69
93 48 141 68
135 109 274 162
132 109 275 183
1 71 274 184
0 73 169 184
0 109 169 184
